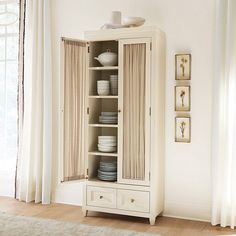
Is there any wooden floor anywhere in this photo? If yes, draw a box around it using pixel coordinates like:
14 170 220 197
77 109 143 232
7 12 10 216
0 197 235 236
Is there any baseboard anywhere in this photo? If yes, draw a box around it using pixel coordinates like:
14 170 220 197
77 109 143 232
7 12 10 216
163 201 211 222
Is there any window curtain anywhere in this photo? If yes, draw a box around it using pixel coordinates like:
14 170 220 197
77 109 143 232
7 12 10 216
211 0 236 229
63 40 86 181
15 0 52 204
123 43 146 180
15 0 26 198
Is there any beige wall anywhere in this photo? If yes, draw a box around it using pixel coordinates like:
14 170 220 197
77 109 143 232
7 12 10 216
51 0 215 221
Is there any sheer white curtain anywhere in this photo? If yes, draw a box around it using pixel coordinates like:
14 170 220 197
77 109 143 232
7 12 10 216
16 0 52 204
212 0 236 229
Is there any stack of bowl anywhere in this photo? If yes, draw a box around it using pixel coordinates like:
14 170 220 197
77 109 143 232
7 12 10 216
110 75 118 95
97 80 110 95
98 136 117 153
97 160 117 181
99 112 118 124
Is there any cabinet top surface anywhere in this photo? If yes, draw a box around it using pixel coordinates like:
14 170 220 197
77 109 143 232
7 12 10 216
84 26 164 41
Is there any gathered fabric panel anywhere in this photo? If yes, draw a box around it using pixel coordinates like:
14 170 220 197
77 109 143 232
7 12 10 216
123 43 146 180
63 40 86 181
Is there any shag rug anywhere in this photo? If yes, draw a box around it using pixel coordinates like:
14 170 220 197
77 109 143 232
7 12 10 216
0 212 159 236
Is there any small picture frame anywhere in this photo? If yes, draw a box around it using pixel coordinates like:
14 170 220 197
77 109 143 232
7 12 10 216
175 54 191 80
175 86 191 112
175 116 191 143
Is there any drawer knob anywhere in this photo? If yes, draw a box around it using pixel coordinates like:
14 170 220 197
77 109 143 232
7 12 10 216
131 198 135 203
99 196 103 199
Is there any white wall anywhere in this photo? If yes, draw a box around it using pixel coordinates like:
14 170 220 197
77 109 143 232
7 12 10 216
51 0 215 221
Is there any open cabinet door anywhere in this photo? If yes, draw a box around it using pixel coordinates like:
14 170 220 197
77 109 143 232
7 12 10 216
118 38 151 186
60 38 89 182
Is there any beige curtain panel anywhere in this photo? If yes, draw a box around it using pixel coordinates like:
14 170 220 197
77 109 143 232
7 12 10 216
63 40 86 181
123 43 146 180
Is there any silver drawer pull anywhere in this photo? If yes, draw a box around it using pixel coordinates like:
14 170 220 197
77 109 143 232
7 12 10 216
99 196 103 199
131 198 135 203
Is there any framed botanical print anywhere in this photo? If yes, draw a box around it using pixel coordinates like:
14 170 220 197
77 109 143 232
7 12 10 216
175 116 191 143
175 54 191 80
175 86 191 112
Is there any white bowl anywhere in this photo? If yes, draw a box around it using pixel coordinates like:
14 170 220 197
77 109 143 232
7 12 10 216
98 136 116 140
97 81 109 85
98 91 109 96
98 146 117 153
123 17 145 27
98 87 110 90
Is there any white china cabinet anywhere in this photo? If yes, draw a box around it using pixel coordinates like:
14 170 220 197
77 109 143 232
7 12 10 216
60 26 165 225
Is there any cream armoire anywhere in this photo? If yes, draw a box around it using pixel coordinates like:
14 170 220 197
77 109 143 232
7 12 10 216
60 26 165 225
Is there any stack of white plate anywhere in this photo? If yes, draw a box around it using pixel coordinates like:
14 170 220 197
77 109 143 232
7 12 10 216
98 136 117 153
97 80 110 95
99 112 118 124
98 160 117 181
110 75 118 95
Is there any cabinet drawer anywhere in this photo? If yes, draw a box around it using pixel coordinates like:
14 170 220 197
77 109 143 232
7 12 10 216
87 186 116 209
117 189 150 213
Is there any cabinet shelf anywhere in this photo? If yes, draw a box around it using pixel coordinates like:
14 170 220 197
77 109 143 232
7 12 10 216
88 151 118 157
89 66 118 71
89 95 118 99
89 124 118 128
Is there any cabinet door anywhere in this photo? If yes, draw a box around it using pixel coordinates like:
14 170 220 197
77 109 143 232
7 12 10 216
118 38 151 186
60 38 89 182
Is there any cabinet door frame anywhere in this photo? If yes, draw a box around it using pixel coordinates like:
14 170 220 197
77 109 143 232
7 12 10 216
118 38 151 186
59 38 89 184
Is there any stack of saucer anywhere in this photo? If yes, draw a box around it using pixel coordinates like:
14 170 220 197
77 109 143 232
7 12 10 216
99 112 118 124
98 160 117 181
97 80 110 95
98 136 117 153
110 75 118 95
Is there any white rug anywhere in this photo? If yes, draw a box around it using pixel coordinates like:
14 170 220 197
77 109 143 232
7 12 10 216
0 212 159 236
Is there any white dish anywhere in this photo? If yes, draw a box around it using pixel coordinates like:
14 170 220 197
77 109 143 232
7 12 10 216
97 91 110 96
98 88 110 91
98 147 116 153
98 136 116 139
123 17 145 27
101 23 128 30
98 144 117 148
97 80 109 83
99 120 117 123
98 138 117 142
99 115 117 119
94 49 118 66
101 112 118 116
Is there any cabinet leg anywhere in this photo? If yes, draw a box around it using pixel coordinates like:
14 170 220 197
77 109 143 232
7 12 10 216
82 209 88 217
149 216 156 225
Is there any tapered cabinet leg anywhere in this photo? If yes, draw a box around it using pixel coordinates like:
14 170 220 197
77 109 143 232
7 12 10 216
149 216 156 225
82 209 88 217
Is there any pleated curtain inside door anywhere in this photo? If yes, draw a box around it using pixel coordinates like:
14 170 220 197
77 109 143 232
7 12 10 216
123 43 146 180
63 40 86 181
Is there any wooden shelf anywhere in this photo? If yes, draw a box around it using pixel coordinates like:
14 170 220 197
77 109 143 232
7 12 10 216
89 95 118 99
88 151 118 157
89 124 118 128
89 66 118 71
